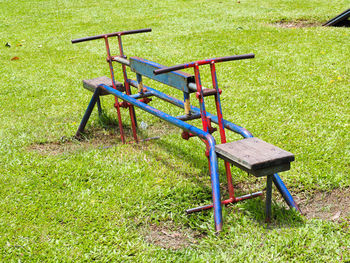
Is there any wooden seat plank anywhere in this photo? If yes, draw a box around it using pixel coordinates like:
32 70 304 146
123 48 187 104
215 138 294 177
83 76 125 96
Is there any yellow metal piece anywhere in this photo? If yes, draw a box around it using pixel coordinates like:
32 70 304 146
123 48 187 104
184 98 190 115
138 81 144 93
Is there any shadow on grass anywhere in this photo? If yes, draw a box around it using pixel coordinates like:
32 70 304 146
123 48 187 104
74 111 143 143
63 112 305 231
234 197 304 229
146 133 305 230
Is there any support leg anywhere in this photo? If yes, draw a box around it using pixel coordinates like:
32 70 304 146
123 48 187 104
273 174 301 213
265 175 273 222
75 88 100 137
97 96 102 117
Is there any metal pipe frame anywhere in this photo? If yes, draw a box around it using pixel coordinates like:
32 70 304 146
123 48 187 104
128 79 253 137
73 30 300 232
73 29 153 144
79 79 300 231
116 35 138 142
209 62 235 202
103 36 126 143
186 191 263 214
97 84 224 232
76 68 300 232
127 79 300 212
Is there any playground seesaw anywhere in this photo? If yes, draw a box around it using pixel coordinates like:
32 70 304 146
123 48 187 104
71 28 301 232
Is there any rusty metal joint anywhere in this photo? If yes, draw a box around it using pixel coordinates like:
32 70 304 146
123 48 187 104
181 131 196 140
139 97 152 104
115 101 130 108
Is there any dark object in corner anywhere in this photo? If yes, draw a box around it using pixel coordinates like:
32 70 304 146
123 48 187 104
323 8 350 27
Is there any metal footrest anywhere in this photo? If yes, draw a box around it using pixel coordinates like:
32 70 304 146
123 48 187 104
186 191 263 214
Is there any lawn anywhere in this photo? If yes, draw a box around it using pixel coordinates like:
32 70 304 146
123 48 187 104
0 0 349 261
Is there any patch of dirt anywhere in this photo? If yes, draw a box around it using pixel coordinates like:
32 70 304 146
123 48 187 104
223 180 349 224
27 129 123 155
273 20 322 28
297 188 350 223
143 121 181 137
144 223 202 250
233 180 264 194
27 122 180 156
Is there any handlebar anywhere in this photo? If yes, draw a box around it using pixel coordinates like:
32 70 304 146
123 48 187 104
153 53 255 75
71 28 152 44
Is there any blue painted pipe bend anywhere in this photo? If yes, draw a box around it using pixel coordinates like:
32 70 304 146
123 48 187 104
128 79 300 212
99 84 223 231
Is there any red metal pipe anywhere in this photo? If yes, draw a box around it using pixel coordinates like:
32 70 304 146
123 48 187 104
117 35 138 142
104 36 125 143
210 62 235 199
194 64 209 133
186 191 263 214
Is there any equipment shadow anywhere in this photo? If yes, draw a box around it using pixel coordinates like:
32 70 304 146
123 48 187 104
143 131 304 229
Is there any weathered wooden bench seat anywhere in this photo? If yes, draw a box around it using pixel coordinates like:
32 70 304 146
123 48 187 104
83 76 125 95
215 138 295 221
215 138 294 177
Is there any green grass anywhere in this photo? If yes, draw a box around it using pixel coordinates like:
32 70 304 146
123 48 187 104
0 0 349 261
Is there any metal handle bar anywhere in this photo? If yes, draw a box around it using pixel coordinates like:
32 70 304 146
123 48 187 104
71 28 152 44
153 53 255 75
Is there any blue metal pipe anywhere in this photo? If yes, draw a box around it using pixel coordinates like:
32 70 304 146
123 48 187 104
129 91 153 99
128 79 300 212
99 83 223 231
207 135 223 231
207 114 253 138
76 87 100 137
96 96 102 116
129 79 253 137
273 173 301 212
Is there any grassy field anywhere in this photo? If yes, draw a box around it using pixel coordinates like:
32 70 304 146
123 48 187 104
1 0 349 261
